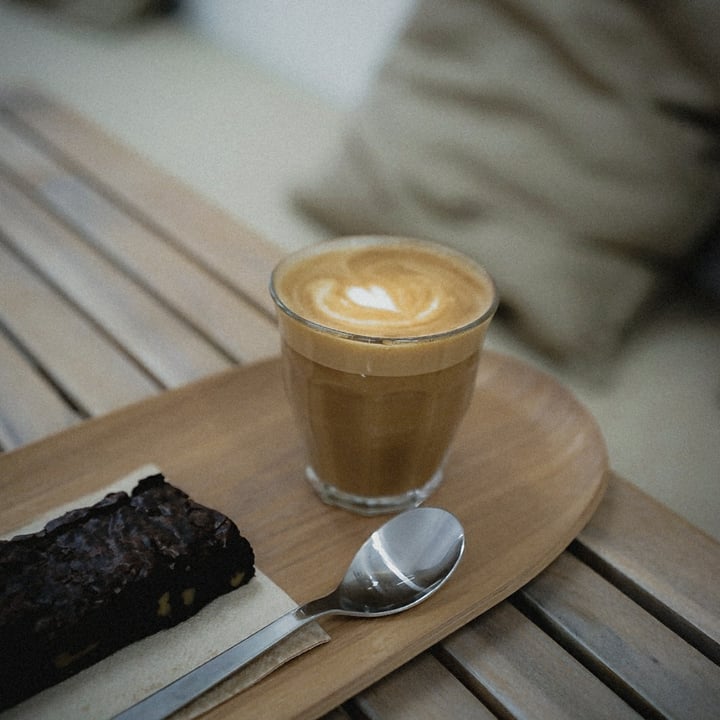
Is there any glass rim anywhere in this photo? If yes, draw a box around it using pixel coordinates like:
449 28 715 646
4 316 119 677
269 236 499 345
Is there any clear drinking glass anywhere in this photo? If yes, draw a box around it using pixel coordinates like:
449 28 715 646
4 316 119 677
270 236 498 515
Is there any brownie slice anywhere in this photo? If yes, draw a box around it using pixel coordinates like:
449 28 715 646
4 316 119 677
0 474 255 710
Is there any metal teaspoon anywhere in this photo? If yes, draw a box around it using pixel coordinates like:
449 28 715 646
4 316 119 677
114 506 465 720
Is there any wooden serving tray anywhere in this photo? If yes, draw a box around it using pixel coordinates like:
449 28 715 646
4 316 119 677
0 351 608 720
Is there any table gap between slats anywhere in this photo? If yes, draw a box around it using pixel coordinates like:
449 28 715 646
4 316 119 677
348 651 496 720
0 101 273 319
0 86 285 452
570 539 720 666
0 141 223 384
0 175 194 383
0 87 282 318
0 232 162 392
510 553 720 720
40 175 280 365
575 477 720 666
434 598 644 720
0 306 88 417
0 115 278 368
0 317 82 452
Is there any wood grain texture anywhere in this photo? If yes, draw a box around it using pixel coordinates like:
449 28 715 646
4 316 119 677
0 87 285 452
40 174 280 364
517 553 720 719
438 602 642 720
0 173 230 386
0 116 279 364
0 87 282 317
0 241 159 415
0 351 607 719
0 330 80 450
576 477 720 664
352 653 495 720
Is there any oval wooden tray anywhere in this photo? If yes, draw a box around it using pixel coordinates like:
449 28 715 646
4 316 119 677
0 351 608 720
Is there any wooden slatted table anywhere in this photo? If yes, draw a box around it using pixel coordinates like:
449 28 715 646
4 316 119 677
1 87 718 720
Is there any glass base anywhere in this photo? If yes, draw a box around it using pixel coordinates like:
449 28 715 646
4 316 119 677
305 465 444 516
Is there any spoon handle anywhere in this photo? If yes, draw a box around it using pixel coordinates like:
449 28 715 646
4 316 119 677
113 601 327 720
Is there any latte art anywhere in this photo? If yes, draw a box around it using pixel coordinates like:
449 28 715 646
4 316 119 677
277 242 492 338
311 278 446 332
346 285 398 312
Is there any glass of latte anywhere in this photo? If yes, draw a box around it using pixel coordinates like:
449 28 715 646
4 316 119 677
270 236 498 515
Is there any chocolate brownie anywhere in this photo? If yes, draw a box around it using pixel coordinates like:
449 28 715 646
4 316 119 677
0 474 255 710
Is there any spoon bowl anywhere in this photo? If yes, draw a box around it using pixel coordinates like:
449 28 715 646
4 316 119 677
115 507 465 720
334 507 465 615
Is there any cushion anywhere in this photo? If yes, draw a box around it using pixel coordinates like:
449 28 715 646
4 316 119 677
295 0 720 367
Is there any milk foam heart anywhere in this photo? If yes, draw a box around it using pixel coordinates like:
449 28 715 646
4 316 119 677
274 238 494 338
346 285 398 313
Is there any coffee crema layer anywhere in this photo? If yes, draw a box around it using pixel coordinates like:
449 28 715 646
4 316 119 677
271 237 497 376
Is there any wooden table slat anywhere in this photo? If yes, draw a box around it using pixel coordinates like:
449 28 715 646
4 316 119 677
351 652 495 720
40 174 280 364
0 112 279 366
517 552 720 720
577 475 720 663
0 330 80 451
438 600 642 720
0 241 159 417
0 172 231 387
0 87 283 317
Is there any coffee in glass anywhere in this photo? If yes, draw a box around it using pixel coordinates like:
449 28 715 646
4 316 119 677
270 236 497 514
